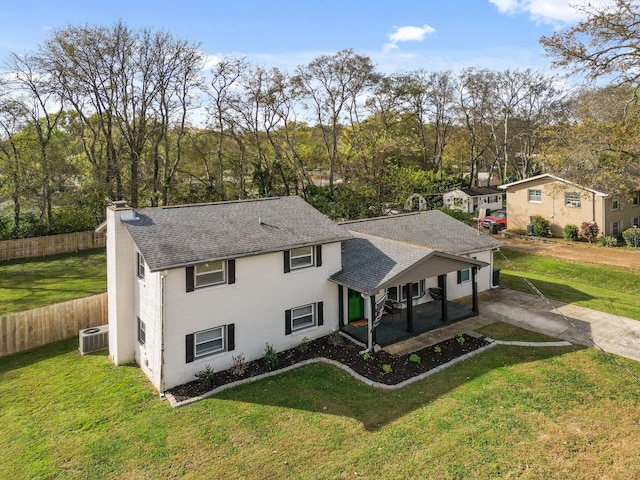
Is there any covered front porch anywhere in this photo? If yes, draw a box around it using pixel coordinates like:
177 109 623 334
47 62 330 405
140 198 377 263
341 298 475 346
330 233 488 352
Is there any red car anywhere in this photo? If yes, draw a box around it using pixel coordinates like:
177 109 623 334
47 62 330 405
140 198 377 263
480 210 507 230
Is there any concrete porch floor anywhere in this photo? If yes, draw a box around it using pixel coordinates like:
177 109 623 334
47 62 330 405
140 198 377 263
341 299 477 349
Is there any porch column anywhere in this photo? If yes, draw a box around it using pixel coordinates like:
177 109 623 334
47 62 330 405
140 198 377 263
405 282 414 333
338 285 344 327
471 267 479 314
438 274 449 322
363 293 373 351
370 296 377 347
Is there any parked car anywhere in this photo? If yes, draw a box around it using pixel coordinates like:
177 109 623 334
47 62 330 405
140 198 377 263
480 209 507 230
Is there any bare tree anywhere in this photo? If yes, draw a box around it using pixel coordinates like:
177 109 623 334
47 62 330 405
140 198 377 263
0 97 30 235
294 49 380 196
7 52 65 225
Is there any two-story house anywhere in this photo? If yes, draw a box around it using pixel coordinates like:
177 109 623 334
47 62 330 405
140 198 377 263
500 174 640 237
106 196 501 393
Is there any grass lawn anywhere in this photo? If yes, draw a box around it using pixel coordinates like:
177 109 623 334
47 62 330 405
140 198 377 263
1 324 639 479
0 250 106 315
495 248 640 320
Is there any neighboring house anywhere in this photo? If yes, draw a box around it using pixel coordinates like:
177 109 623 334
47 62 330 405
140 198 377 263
499 174 640 237
442 187 503 215
106 196 502 393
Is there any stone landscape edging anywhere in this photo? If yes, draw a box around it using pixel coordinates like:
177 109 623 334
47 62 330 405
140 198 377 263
165 341 499 408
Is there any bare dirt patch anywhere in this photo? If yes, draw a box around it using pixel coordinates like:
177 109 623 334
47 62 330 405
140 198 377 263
495 235 640 269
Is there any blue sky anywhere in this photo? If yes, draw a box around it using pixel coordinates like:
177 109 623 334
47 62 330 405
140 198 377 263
0 0 608 74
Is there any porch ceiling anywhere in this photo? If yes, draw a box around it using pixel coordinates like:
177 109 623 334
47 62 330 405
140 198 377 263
329 233 487 295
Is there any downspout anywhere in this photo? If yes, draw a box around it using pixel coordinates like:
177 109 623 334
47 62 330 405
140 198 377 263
159 271 167 397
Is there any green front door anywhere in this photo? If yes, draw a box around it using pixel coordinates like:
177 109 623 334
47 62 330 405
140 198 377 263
348 289 364 321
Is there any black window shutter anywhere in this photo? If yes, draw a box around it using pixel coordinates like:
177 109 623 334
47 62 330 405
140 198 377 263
228 259 236 284
457 270 462 284
186 266 195 292
317 301 324 326
284 251 291 273
315 245 322 267
227 323 235 351
185 334 195 363
285 309 292 335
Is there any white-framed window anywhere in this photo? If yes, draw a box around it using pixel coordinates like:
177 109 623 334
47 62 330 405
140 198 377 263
195 260 226 288
612 221 621 236
565 192 581 207
453 197 464 207
633 191 639 207
186 324 235 363
289 246 314 270
611 197 619 210
401 280 425 301
458 268 471 284
137 317 146 345
195 326 225 358
137 252 145 279
291 304 315 332
528 189 542 202
633 217 639 228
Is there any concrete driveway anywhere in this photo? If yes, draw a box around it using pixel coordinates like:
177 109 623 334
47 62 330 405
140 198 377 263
481 288 640 363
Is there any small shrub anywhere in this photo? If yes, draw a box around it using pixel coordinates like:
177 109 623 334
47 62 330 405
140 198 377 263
230 353 247 376
382 364 393 374
362 351 372 361
408 353 421 364
580 221 599 243
456 334 466 345
622 227 640 248
598 236 618 247
298 336 310 353
327 331 344 346
264 343 279 369
563 224 579 241
531 215 551 237
433 345 442 354
195 365 216 388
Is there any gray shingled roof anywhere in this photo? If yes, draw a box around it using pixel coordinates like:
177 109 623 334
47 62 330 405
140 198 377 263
122 196 352 271
460 186 502 197
330 233 487 294
340 210 502 255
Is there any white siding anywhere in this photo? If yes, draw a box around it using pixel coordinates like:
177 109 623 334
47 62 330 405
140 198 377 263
135 269 163 389
107 206 137 366
160 242 343 390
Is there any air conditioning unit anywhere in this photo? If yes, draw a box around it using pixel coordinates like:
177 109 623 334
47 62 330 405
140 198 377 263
79 325 109 355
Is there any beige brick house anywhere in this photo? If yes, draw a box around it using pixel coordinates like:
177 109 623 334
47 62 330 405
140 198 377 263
499 174 640 238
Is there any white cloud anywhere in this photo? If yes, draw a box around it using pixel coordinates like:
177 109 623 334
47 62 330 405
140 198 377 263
489 0 615 24
383 24 436 53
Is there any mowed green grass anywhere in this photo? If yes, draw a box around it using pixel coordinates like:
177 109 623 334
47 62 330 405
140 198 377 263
1 326 639 480
0 250 107 315
495 248 640 320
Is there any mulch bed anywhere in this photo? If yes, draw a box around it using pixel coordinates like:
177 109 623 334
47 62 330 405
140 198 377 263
167 333 491 403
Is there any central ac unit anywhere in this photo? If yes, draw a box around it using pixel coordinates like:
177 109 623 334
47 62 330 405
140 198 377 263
79 324 109 355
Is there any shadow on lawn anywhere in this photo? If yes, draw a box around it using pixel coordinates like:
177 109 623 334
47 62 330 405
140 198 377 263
500 274 595 303
211 342 585 431
0 337 81 372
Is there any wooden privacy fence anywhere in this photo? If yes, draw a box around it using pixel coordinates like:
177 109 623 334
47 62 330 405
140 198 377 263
0 230 106 261
0 293 108 357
